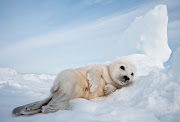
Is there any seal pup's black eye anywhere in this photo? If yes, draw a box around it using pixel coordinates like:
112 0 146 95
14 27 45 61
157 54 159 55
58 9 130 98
131 73 134 76
120 66 125 70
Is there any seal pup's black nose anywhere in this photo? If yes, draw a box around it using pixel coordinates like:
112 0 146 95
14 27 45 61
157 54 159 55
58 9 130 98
124 75 130 81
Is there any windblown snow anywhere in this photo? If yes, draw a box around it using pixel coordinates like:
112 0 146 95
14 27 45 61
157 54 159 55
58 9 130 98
0 5 179 122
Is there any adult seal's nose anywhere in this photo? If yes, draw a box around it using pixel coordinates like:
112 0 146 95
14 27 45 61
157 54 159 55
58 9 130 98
124 75 130 81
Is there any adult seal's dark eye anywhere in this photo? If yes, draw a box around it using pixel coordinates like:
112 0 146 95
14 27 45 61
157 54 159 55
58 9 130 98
120 66 125 70
131 73 134 76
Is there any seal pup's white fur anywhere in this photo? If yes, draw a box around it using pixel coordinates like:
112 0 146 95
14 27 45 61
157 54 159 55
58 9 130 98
12 58 136 115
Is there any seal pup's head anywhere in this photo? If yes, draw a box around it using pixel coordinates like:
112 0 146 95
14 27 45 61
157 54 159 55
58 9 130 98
108 58 137 86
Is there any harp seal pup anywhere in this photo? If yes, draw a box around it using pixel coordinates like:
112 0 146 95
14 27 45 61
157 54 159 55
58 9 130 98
12 58 136 116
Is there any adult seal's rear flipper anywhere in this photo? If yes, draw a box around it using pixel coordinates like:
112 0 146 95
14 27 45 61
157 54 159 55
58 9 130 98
12 95 52 116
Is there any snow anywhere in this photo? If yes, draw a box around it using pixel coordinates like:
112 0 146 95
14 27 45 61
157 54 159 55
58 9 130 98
120 54 164 76
115 5 171 67
0 4 180 122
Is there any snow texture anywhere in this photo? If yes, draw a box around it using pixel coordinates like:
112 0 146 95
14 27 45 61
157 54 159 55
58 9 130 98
0 4 179 122
111 5 171 68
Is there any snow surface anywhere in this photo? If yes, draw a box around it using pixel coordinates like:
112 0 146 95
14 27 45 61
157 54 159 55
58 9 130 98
0 4 179 122
112 5 171 68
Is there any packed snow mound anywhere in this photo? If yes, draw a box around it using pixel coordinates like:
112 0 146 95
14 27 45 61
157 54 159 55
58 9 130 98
107 5 171 76
119 54 163 76
0 68 55 96
0 68 17 78
117 5 171 67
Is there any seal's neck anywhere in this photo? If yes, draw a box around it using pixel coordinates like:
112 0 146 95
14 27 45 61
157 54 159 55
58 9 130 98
102 66 121 88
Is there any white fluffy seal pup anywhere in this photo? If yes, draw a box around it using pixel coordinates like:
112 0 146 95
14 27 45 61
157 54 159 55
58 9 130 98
12 58 136 116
